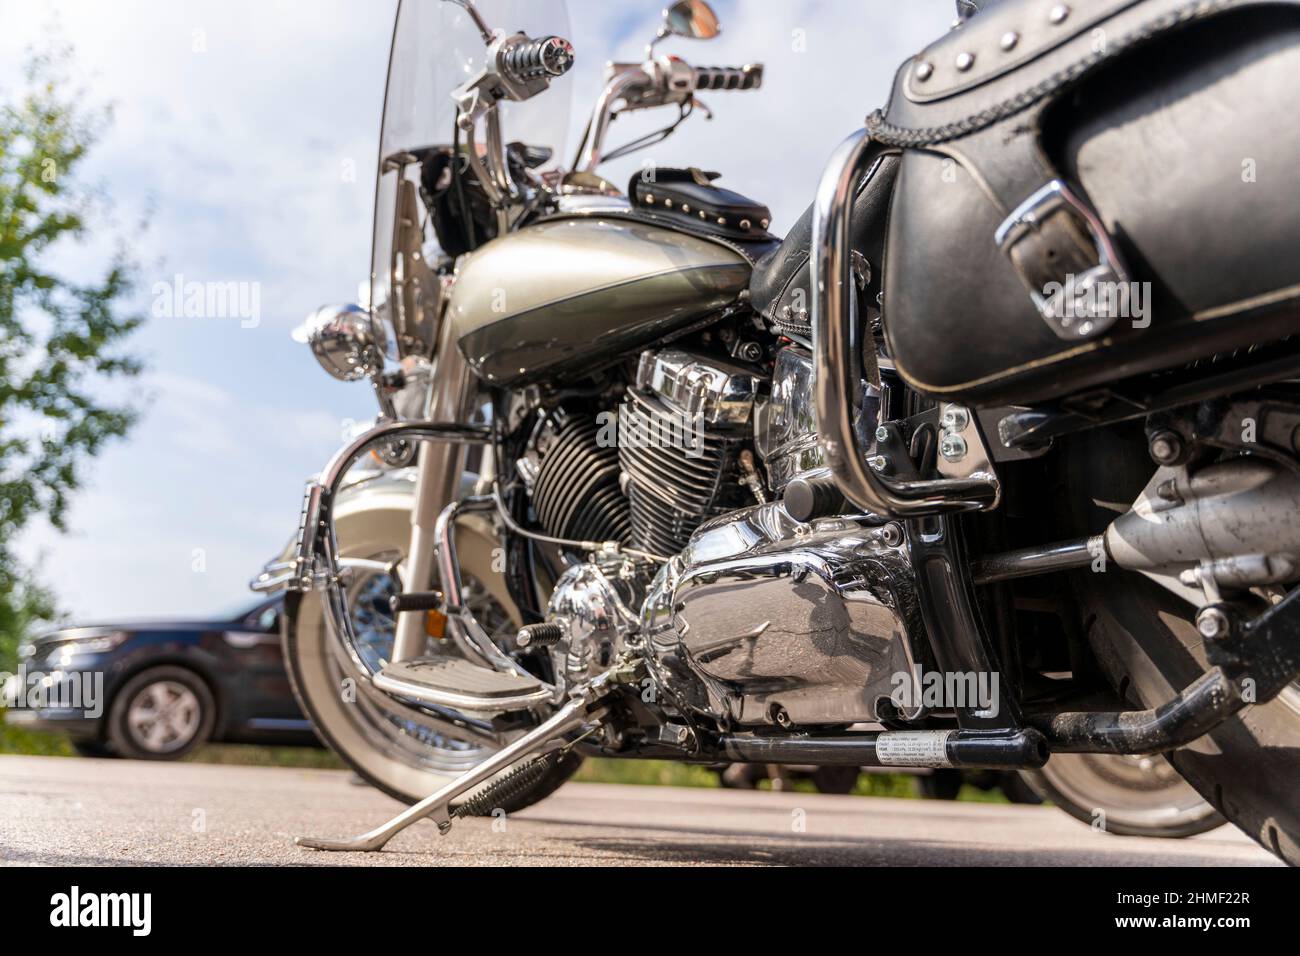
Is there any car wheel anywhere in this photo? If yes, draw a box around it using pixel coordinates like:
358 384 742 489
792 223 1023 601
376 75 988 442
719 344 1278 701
107 666 216 760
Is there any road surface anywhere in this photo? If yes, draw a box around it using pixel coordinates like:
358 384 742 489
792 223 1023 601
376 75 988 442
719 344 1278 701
0 755 1281 866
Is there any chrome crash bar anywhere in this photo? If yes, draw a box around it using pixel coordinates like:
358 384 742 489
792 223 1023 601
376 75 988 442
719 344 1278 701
282 419 533 685
811 129 1000 517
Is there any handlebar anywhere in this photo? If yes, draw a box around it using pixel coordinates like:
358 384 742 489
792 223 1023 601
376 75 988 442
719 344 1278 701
690 64 763 92
499 35 575 84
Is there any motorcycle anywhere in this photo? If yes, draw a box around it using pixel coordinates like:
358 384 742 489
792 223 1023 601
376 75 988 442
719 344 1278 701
256 0 1300 862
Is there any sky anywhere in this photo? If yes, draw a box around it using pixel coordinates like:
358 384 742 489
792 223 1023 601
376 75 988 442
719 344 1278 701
3 0 951 622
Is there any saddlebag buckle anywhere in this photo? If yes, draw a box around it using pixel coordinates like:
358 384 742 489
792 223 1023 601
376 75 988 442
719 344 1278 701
995 180 1130 341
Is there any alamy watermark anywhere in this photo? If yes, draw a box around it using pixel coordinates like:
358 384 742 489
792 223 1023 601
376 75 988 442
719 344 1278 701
596 405 706 459
890 666 1000 717
1042 274 1152 330
151 273 261 328
1 664 103 719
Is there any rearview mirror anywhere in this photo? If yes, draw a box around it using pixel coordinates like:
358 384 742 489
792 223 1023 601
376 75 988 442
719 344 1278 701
661 1 720 41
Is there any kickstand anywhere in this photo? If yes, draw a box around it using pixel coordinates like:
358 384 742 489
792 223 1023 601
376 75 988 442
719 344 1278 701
297 695 603 852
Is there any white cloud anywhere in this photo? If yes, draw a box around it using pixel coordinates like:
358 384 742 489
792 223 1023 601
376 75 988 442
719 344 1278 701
8 0 955 623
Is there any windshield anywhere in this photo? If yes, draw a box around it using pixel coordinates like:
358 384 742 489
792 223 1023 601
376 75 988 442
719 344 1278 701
370 0 573 352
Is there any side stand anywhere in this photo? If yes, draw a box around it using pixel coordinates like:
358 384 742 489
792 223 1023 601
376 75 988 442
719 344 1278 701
297 694 602 853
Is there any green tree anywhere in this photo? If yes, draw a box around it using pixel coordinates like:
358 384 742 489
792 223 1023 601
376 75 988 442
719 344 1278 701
0 48 143 669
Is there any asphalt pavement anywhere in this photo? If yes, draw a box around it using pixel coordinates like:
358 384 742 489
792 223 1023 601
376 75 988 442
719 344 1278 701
0 755 1281 866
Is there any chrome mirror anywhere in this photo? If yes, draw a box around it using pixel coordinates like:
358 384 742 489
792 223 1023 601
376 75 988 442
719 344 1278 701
295 304 384 382
661 1 721 41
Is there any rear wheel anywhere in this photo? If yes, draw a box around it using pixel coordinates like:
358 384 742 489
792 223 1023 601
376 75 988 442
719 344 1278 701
1066 427 1300 863
281 494 580 809
1023 753 1223 837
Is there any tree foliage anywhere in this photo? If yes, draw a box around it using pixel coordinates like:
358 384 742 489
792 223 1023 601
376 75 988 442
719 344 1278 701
0 49 143 666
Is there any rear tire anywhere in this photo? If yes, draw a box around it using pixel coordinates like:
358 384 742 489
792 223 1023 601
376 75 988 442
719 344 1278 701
1022 753 1223 837
1066 427 1300 863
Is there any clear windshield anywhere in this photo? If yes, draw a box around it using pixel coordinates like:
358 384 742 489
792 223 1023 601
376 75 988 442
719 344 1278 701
370 0 573 350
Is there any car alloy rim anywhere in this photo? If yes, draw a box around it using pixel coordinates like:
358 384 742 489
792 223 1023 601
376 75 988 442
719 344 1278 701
126 680 202 753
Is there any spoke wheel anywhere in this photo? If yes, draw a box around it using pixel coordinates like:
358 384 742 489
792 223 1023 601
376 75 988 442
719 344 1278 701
281 493 582 806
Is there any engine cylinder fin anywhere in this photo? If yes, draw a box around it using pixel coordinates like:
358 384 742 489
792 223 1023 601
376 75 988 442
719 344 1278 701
618 387 746 556
532 415 631 545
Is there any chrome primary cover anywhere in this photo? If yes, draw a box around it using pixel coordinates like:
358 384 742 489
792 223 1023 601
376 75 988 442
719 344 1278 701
447 216 750 385
642 503 928 727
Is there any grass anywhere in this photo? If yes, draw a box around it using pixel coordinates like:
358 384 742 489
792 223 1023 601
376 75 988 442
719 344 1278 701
0 719 1009 803
0 718 73 756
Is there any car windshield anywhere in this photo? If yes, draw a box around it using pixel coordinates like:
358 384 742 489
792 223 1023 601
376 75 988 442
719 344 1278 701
370 0 573 335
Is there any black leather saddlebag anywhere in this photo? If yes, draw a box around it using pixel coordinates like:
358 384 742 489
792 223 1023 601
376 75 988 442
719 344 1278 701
878 0 1300 405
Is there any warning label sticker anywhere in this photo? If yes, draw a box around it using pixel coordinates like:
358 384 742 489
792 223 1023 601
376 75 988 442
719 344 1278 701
876 730 954 767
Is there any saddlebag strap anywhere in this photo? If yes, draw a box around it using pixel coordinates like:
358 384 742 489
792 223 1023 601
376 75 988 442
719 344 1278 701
993 179 1132 339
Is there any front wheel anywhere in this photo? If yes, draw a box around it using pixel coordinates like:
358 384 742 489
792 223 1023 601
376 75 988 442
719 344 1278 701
281 484 580 808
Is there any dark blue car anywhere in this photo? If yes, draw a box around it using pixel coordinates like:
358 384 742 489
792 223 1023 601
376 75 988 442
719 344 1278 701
5 595 315 759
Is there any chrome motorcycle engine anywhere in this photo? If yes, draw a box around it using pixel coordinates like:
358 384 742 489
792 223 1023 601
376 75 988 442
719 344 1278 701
527 344 927 726
642 504 928 727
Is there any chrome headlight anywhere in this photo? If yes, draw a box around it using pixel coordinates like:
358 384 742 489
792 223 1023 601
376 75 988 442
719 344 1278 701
295 304 384 382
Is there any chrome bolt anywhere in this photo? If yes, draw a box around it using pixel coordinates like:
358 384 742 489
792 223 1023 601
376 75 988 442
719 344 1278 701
940 406 970 432
1148 429 1183 466
879 522 904 547
939 433 968 462
915 61 934 81
875 425 890 443
1049 4 1070 24
955 51 975 71
1196 606 1231 641
1000 31 1019 51
868 455 888 472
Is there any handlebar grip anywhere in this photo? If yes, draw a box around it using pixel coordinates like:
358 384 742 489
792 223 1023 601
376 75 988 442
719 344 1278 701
692 64 763 92
500 35 575 83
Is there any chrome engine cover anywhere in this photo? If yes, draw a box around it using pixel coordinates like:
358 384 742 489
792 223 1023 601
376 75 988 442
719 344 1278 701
546 557 644 686
642 503 928 727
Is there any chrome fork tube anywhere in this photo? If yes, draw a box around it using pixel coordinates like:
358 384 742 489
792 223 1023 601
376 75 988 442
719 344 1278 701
392 319 478 663
811 129 999 517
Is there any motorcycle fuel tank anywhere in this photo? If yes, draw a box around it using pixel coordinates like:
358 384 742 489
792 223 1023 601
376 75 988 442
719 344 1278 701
448 216 751 385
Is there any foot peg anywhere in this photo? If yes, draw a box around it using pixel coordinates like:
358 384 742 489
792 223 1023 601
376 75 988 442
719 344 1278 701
372 657 552 714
